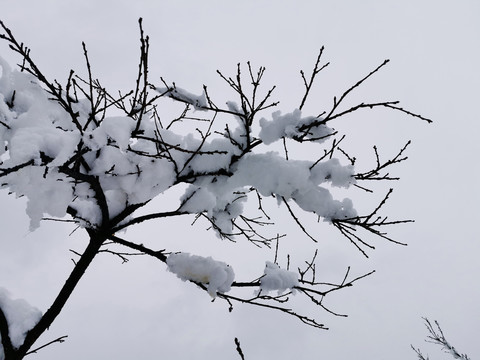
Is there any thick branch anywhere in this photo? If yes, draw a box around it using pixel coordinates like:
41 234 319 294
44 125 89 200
0 306 15 358
15 232 104 358
59 166 109 225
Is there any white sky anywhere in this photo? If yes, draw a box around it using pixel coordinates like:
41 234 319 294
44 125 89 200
0 1 479 359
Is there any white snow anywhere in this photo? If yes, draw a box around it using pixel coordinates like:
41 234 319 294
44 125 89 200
310 158 355 188
0 54 357 239
0 288 42 358
179 186 218 213
178 151 357 235
260 261 299 294
0 58 182 229
9 126 79 166
259 109 333 144
166 253 235 297
89 116 136 151
156 86 208 111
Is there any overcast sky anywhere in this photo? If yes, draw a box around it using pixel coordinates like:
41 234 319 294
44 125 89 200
0 1 479 359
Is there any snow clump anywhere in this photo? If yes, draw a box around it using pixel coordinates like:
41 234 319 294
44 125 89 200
259 109 333 144
178 151 357 236
166 253 235 297
0 287 42 358
156 86 207 111
260 261 299 294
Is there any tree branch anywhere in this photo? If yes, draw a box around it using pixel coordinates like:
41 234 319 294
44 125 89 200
412 318 471 360
24 335 68 356
234 337 245 360
299 46 329 110
16 233 104 358
107 234 167 263
0 305 15 358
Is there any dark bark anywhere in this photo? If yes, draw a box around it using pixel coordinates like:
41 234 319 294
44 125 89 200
0 305 15 359
12 232 104 360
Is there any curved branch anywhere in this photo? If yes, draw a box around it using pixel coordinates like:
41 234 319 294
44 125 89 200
216 291 328 329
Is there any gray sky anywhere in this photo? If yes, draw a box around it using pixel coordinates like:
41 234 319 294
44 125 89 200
0 1 479 359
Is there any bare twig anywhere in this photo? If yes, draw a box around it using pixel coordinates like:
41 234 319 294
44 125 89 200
412 318 471 360
282 197 318 242
355 141 411 181
25 335 68 356
299 47 329 110
234 337 246 360
332 189 411 257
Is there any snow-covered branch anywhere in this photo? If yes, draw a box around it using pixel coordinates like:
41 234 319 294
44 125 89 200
0 288 42 359
0 17 430 359
106 235 373 329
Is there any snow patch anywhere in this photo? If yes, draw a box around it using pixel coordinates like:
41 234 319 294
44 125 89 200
259 109 333 144
260 262 299 294
166 253 235 297
156 86 207 111
0 288 42 356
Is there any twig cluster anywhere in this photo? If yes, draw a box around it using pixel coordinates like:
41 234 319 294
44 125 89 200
412 318 471 360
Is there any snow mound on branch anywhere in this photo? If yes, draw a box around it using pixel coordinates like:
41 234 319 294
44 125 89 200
179 152 356 236
232 153 311 197
166 253 235 297
0 288 42 355
89 116 136 150
259 109 333 144
310 158 354 188
9 126 79 166
260 261 299 294
178 186 217 213
231 154 356 220
156 86 207 111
